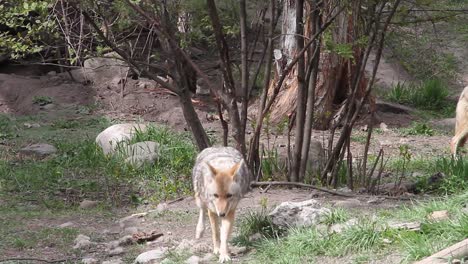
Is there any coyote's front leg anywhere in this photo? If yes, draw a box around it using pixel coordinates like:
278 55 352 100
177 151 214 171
218 210 235 263
208 210 220 255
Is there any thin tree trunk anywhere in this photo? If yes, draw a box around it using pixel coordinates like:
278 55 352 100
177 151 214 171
290 0 305 182
299 0 322 181
239 0 249 143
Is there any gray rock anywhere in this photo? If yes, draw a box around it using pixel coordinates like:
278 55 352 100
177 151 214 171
123 226 139 235
307 139 325 175
108 247 125 256
329 218 359 233
134 247 168 264
192 241 211 253
102 259 124 264
269 199 331 228
23 122 41 128
230 246 247 255
185 256 201 264
334 199 362 209
82 52 130 84
79 200 98 209
81 258 98 264
58 222 75 228
431 118 456 132
73 234 93 250
122 141 159 168
20 143 57 158
118 235 134 246
95 123 148 155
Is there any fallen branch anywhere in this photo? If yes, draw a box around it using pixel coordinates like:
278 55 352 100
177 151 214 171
414 238 468 264
250 181 354 197
250 181 416 201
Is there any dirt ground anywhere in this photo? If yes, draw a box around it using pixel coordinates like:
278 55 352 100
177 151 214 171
0 59 455 263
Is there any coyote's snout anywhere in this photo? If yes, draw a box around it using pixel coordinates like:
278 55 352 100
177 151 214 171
192 147 251 263
451 86 468 156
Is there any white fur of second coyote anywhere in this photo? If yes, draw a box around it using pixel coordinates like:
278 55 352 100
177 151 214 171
451 86 468 155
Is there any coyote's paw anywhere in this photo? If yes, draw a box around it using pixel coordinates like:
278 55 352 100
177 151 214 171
213 246 219 255
218 253 231 263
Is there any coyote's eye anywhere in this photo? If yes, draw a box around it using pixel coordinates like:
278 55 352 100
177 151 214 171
213 194 219 198
226 193 232 198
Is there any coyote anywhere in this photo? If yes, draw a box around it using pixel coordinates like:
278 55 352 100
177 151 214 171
192 147 251 263
451 86 468 156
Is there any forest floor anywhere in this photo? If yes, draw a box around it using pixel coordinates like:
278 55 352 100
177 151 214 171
0 54 465 264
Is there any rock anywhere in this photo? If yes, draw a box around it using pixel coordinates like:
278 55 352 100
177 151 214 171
83 52 130 84
73 234 93 250
380 122 390 132
334 199 362 209
388 221 421 231
230 246 248 255
376 100 414 114
118 235 134 246
307 139 325 175
122 141 159 167
42 103 56 110
185 256 201 264
249 232 262 242
108 247 125 256
176 239 195 252
95 123 148 155
102 259 124 264
196 84 210 96
337 187 352 193
192 242 212 253
156 202 168 213
134 248 168 264
367 197 385 204
202 253 215 262
81 258 98 264
269 199 331 228
431 118 456 132
20 143 57 158
23 122 40 128
329 218 359 233
123 226 139 235
428 210 449 222
107 240 120 250
58 222 75 228
79 200 98 209
47 71 57 76
137 78 156 89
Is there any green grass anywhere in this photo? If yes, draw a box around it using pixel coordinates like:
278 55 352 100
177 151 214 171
253 192 468 263
385 80 451 112
0 114 197 209
32 95 53 105
399 122 435 136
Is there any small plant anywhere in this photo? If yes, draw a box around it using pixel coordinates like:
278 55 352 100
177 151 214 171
385 80 449 111
32 96 53 106
435 157 468 194
400 122 435 136
323 208 350 225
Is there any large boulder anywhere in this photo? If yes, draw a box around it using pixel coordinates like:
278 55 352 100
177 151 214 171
96 123 147 155
82 52 130 83
122 141 159 168
269 199 331 228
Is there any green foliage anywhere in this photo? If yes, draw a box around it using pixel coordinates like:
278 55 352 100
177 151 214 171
323 208 350 225
434 157 468 194
32 95 53 106
233 206 284 247
400 122 435 136
0 1 57 59
385 80 449 111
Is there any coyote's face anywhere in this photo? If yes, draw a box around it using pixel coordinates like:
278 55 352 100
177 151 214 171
206 162 242 217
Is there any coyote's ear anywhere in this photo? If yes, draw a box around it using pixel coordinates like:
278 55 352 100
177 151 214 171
229 160 244 180
206 162 218 177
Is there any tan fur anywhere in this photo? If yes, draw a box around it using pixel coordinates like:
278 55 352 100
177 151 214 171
451 86 468 156
192 147 251 263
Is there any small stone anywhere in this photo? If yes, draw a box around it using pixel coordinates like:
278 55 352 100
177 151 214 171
107 240 119 249
202 253 215 262
230 246 247 255
176 239 195 252
337 187 352 193
23 122 41 128
102 259 123 264
428 210 449 222
249 233 262 242
47 71 57 76
329 218 359 233
73 234 93 250
157 202 169 213
380 122 390 132
334 199 362 209
388 221 421 231
108 246 125 256
192 242 211 253
134 247 168 263
185 255 201 264
382 238 392 244
42 103 56 110
58 222 75 228
118 235 134 246
81 258 98 264
79 200 98 209
367 197 385 204
123 226 139 235
20 143 57 157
